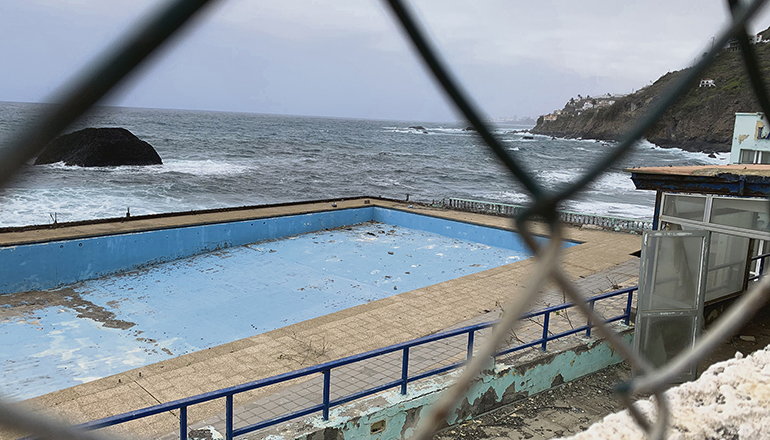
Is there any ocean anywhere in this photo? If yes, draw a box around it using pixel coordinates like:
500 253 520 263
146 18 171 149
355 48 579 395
0 101 728 228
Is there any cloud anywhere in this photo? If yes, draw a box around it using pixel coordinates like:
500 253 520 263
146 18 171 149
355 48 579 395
2 0 770 121
401 1 736 82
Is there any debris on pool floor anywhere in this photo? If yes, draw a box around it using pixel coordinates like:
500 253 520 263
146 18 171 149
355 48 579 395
0 221 531 400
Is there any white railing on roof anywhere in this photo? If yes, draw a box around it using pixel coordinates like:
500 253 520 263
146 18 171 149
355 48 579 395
440 198 653 234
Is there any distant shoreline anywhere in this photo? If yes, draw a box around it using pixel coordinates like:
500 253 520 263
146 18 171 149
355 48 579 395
527 129 729 155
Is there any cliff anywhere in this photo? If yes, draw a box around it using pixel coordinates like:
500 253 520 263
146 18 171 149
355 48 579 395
532 37 770 153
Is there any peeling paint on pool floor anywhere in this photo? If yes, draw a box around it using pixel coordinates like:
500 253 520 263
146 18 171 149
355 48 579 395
0 221 533 400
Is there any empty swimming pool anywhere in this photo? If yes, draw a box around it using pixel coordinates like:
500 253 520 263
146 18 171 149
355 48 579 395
0 206 574 399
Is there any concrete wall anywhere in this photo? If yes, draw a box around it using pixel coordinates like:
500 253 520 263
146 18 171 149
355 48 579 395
262 331 633 440
0 206 563 295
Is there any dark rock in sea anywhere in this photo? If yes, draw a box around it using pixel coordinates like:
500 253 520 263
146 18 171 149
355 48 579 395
34 127 162 167
463 126 477 131
708 152 717 158
408 125 426 130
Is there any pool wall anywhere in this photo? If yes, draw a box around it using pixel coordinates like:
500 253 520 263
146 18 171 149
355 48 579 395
0 206 564 295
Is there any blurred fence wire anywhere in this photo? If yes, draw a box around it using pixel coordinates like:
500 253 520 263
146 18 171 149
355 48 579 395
1 0 770 439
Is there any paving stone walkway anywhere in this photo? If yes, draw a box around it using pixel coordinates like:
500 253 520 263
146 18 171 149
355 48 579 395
167 259 640 440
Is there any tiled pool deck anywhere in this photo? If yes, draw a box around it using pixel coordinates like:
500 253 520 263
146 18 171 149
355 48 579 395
0 198 643 439
169 259 640 440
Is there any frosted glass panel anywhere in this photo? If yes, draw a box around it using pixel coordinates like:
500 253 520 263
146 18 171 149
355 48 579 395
640 235 704 311
710 197 770 231
662 195 706 221
705 232 750 302
636 230 707 382
637 315 696 368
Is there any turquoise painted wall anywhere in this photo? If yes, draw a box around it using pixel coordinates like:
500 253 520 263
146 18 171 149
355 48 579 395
295 332 632 440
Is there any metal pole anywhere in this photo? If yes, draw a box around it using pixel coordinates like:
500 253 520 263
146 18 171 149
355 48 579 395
225 395 233 440
466 330 475 360
179 407 187 440
401 348 410 395
322 370 331 420
625 290 635 325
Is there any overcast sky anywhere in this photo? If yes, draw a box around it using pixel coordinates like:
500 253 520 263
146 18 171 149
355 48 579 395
1 0 769 122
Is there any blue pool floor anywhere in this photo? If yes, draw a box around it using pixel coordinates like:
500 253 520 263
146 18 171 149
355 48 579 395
0 221 531 400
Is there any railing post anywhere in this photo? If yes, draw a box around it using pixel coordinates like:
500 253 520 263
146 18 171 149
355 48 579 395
541 313 550 351
179 406 187 440
322 369 331 420
401 348 409 395
586 301 595 337
625 289 635 325
466 330 475 360
225 395 233 440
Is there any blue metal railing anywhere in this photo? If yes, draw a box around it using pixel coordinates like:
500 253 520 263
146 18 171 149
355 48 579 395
76 287 636 440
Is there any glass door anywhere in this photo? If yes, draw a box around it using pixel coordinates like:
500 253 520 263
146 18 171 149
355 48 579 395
634 230 710 382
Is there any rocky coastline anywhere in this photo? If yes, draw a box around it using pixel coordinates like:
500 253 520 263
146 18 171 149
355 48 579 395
532 27 770 154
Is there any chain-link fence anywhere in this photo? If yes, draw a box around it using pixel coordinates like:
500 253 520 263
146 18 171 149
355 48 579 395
1 1 770 439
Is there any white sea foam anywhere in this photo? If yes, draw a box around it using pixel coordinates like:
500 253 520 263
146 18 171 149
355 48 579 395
384 127 427 134
564 199 653 220
159 160 254 176
471 191 532 205
589 171 638 192
639 138 730 163
551 136 610 145
536 169 578 186
0 186 213 227
430 127 468 134
383 126 475 136
38 160 254 176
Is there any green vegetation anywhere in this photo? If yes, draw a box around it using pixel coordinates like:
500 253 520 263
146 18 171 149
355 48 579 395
533 32 770 153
